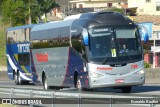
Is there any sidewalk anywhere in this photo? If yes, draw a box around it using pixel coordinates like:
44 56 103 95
0 66 7 71
0 66 8 80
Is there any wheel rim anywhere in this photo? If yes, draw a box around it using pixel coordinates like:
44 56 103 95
14 74 17 83
18 74 21 84
76 78 81 89
44 76 48 90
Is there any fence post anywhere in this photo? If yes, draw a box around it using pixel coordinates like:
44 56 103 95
51 91 55 107
10 88 14 99
29 90 33 107
78 94 81 107
149 104 155 107
110 96 113 107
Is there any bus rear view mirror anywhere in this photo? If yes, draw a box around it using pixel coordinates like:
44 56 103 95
82 28 89 46
138 25 149 42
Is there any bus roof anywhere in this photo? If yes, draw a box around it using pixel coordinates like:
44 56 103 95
30 19 75 40
6 24 37 31
30 12 134 41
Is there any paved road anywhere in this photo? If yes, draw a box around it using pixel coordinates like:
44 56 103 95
0 80 160 95
0 80 160 107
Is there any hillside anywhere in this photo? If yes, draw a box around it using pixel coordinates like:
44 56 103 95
0 21 8 66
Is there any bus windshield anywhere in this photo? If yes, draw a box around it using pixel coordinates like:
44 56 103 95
89 26 142 64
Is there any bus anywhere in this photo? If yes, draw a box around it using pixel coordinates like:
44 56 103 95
30 12 148 93
6 24 38 85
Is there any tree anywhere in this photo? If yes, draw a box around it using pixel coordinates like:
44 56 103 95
102 7 124 14
36 0 59 22
0 0 59 26
1 0 26 26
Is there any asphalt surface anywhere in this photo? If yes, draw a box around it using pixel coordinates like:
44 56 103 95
0 80 160 107
0 80 160 95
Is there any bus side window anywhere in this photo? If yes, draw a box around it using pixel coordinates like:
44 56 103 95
80 36 88 61
71 34 82 53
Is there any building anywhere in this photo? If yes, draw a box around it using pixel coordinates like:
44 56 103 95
128 0 160 15
70 0 127 9
128 0 160 68
132 16 160 68
52 0 128 19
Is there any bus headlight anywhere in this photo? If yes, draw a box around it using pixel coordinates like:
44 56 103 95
136 70 145 74
90 72 104 78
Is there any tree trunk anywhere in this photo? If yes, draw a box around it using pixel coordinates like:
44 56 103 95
45 13 47 23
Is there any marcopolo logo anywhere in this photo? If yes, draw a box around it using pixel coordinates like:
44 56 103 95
36 52 48 62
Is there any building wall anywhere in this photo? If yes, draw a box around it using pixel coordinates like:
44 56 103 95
144 53 149 63
70 0 127 8
128 0 160 15
144 53 160 67
76 2 120 8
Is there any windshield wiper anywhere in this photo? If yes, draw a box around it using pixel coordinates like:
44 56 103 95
123 51 132 60
102 53 111 64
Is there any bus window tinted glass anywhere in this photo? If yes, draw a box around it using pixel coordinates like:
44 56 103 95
116 28 142 56
89 27 113 58
18 54 30 65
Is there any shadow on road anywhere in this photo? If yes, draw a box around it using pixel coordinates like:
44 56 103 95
95 85 160 93
132 85 160 93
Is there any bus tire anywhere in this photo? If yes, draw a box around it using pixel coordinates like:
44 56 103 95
43 74 49 90
74 74 82 91
13 70 18 84
15 73 18 85
16 71 23 85
121 86 132 93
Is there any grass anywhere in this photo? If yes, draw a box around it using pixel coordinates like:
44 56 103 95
0 21 9 66
0 30 6 66
0 104 16 107
0 104 28 107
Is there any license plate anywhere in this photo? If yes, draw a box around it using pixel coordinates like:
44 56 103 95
115 79 124 83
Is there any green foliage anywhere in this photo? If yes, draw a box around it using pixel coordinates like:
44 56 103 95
36 0 59 22
0 21 8 66
101 7 124 14
142 41 153 51
0 0 59 26
1 0 26 26
144 62 151 68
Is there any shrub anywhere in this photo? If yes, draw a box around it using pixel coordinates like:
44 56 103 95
144 62 151 68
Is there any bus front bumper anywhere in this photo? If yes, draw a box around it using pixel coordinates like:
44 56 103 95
88 73 145 88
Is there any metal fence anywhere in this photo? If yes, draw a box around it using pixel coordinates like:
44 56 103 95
0 87 160 107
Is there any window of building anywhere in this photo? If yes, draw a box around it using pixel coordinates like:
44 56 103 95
156 6 160 11
108 3 112 7
79 4 83 8
149 54 153 64
158 54 160 66
139 9 144 12
156 0 160 11
146 0 151 3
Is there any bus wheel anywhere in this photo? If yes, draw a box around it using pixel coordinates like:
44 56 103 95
121 86 132 93
17 73 23 85
43 74 49 90
14 73 18 85
76 76 82 90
